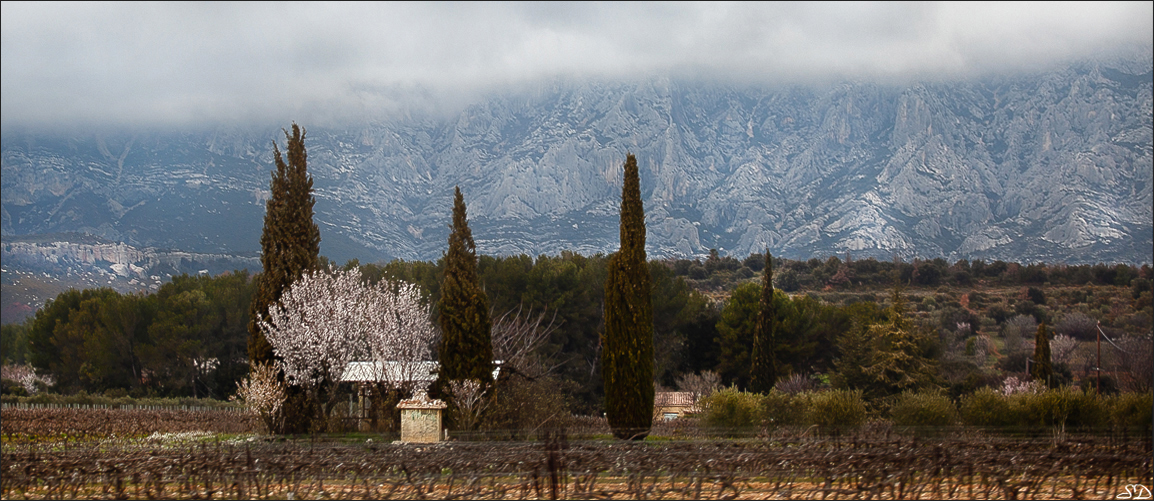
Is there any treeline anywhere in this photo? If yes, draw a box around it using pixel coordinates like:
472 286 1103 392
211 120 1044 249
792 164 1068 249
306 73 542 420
4 252 1152 414
3 272 253 399
672 251 1152 292
701 386 1153 435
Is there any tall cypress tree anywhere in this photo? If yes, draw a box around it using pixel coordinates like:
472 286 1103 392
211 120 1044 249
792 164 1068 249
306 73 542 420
248 124 321 365
437 187 493 385
1032 322 1053 387
603 153 654 440
750 249 777 394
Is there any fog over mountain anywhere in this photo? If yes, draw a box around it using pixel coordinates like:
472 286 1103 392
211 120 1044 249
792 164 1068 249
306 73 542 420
3 55 1151 266
4 3 1151 128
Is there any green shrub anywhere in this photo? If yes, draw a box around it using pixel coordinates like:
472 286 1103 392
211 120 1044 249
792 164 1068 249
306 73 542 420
890 391 959 428
759 390 805 427
1109 392 1153 432
921 296 938 309
1010 391 1050 428
959 387 1131 431
701 387 762 435
103 387 130 399
960 388 1015 427
804 389 866 430
1059 388 1106 428
1038 387 1106 428
1 378 27 396
1013 387 1107 429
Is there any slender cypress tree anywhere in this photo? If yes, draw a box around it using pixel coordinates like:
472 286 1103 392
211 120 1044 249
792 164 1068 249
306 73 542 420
750 249 777 393
603 153 654 440
1032 322 1053 387
437 187 493 385
248 124 321 365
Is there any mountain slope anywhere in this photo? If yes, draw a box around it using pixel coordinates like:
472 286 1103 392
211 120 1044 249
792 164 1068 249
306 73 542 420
2 57 1151 264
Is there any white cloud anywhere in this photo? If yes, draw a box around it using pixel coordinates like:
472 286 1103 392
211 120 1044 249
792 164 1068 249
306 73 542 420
2 1 1150 127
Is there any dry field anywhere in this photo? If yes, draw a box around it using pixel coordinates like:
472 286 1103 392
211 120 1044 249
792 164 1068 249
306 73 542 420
2 407 1150 500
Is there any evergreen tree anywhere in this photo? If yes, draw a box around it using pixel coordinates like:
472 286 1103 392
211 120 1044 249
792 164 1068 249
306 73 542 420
602 153 654 440
750 249 777 393
437 187 494 385
830 301 887 390
862 283 936 398
248 124 321 365
1031 322 1053 386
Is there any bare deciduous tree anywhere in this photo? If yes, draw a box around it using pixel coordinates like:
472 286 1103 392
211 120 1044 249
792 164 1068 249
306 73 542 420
774 373 816 394
448 378 490 432
676 370 721 404
1054 312 1098 340
491 305 559 378
1114 335 1153 392
1002 315 1037 354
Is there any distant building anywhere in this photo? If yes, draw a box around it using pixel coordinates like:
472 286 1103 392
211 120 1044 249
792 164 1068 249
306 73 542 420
340 361 501 431
654 391 699 420
340 361 440 387
339 360 501 386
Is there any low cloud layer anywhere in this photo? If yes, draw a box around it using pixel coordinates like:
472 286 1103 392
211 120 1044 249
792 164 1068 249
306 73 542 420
3 2 1150 128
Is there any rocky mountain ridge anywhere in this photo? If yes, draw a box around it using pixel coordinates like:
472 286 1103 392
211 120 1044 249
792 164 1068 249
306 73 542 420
0 234 260 323
2 55 1151 265
2 236 258 280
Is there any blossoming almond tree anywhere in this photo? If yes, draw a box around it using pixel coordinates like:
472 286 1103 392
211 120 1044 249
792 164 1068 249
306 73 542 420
365 280 437 391
232 361 286 434
260 267 435 430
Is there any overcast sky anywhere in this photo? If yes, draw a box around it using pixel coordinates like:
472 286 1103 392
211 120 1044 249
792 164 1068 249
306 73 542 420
3 1 1151 128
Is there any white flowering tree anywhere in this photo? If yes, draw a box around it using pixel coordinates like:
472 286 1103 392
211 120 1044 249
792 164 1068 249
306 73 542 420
260 266 436 431
363 280 437 391
232 361 287 434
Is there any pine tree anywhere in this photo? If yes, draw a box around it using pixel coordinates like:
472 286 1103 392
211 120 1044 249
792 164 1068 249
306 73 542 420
602 153 654 440
862 282 935 398
750 249 777 393
248 124 321 365
437 187 494 385
1032 322 1053 387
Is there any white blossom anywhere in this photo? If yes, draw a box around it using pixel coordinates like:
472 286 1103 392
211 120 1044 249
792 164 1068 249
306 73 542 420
1050 334 1079 366
260 267 436 391
2 365 55 395
999 376 1044 396
231 361 287 433
362 280 437 389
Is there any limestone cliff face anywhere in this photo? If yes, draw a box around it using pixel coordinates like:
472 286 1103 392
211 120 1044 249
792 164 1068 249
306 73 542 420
3 241 145 268
2 56 1151 264
1 239 259 279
